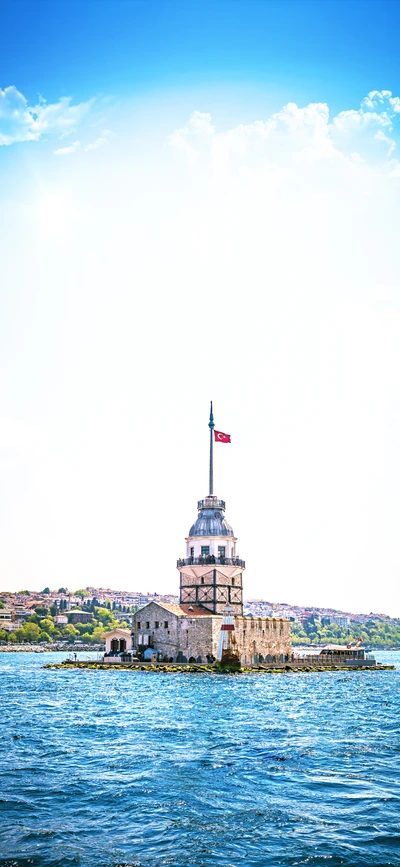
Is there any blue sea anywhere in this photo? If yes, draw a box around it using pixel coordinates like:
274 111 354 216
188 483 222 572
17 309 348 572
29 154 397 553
0 651 399 867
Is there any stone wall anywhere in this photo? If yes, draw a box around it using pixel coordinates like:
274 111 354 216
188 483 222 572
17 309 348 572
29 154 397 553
177 615 215 662
235 617 292 664
134 602 182 659
133 602 215 662
133 603 292 664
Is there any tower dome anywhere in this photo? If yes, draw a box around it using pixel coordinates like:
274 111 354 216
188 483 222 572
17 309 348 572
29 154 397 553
189 496 234 537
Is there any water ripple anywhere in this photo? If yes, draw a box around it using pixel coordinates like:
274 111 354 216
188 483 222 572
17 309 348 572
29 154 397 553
0 652 399 867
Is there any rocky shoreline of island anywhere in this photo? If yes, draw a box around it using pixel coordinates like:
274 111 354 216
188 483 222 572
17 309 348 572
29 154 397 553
44 659 396 673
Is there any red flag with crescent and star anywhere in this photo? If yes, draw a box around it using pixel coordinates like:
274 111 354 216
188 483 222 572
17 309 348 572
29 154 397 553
214 430 231 443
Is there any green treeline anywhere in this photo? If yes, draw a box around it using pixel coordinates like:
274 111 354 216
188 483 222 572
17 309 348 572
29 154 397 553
0 600 136 645
291 618 400 648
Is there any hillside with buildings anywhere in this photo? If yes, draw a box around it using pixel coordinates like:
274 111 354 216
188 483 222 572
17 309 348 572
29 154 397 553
0 587 399 648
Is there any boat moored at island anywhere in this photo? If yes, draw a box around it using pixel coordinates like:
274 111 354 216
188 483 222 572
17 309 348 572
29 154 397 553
319 641 377 666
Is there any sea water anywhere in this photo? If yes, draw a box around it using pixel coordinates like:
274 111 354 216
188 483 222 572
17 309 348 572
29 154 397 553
0 651 399 867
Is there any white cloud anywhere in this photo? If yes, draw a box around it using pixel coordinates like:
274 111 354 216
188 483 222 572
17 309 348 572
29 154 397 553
374 129 396 157
0 85 92 146
53 129 114 155
362 89 400 113
54 140 81 156
169 91 400 169
168 111 215 163
84 129 114 151
0 86 35 145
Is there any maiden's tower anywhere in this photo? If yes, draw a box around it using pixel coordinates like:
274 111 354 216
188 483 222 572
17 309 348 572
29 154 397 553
109 405 292 664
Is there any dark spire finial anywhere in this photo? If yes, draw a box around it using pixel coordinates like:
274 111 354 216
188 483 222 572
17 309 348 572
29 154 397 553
209 400 214 430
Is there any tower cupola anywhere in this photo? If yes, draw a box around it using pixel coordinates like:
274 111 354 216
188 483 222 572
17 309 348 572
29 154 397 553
189 496 234 537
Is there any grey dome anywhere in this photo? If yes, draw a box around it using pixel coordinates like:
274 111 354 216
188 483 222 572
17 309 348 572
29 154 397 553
188 496 234 537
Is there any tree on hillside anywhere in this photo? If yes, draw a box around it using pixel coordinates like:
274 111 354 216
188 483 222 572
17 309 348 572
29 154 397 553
42 587 50 594
95 607 117 626
75 621 94 635
89 625 108 643
39 617 56 635
35 607 49 617
63 624 79 641
15 623 41 643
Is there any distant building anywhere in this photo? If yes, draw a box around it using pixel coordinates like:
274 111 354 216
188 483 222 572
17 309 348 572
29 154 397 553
331 616 350 627
68 610 93 625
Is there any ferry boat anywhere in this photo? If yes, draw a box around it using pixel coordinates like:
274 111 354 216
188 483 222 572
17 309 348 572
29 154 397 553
319 640 377 667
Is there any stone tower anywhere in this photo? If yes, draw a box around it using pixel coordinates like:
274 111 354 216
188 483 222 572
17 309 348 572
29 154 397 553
177 404 245 616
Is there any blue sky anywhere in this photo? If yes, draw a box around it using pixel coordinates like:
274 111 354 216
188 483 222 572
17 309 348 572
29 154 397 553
1 1 400 614
1 0 400 119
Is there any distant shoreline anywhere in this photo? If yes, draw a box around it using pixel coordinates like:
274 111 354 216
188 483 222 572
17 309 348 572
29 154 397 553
1 643 399 654
0 644 103 653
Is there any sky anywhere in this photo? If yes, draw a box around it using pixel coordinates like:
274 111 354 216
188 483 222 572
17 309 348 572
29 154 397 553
1 0 400 616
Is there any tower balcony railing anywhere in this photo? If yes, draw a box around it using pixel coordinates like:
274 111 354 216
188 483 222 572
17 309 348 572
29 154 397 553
197 498 226 511
177 556 245 568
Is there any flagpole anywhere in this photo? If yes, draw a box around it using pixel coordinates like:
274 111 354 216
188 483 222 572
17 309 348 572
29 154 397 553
209 401 214 496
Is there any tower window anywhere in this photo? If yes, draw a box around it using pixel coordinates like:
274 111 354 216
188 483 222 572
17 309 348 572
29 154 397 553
190 547 194 558
218 546 225 558
137 622 141 630
201 577 204 584
146 622 150 629
232 578 235 586
154 621 159 629
164 621 168 628
201 546 210 556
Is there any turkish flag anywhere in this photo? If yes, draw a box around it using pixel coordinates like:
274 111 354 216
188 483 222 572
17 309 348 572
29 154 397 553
214 430 231 443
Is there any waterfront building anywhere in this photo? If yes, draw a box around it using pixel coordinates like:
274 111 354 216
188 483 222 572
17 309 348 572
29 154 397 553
103 628 133 658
